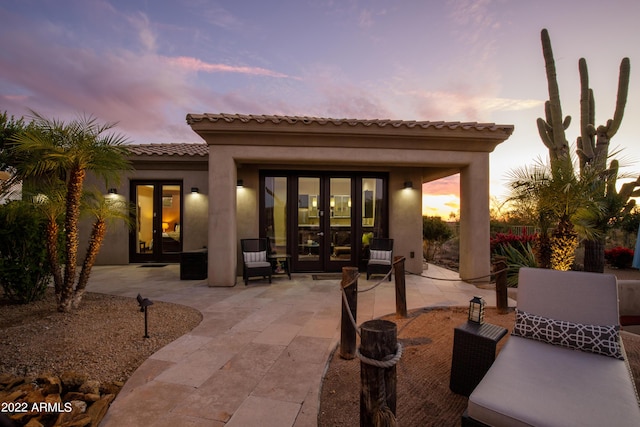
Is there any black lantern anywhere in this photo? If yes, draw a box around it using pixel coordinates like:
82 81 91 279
468 296 485 324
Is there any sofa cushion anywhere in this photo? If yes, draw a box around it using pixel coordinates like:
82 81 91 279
512 309 623 360
468 335 640 427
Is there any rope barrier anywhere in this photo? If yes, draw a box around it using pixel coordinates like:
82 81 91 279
356 343 403 369
404 267 510 283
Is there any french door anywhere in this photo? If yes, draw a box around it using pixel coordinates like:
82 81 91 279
130 181 183 263
295 176 354 272
262 172 387 273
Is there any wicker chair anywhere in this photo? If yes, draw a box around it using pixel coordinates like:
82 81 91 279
241 238 272 286
366 238 393 281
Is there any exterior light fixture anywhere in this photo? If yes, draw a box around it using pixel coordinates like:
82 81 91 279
237 179 244 188
191 187 199 194
468 296 485 324
108 188 117 194
136 294 154 338
403 181 413 189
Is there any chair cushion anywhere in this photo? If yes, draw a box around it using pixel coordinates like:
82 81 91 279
370 250 391 262
245 261 271 269
512 309 623 360
243 250 267 263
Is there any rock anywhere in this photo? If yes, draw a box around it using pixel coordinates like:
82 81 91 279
78 380 100 395
99 382 121 396
37 375 62 395
24 418 44 427
60 372 88 392
85 394 115 427
61 414 92 427
83 393 100 403
63 392 86 401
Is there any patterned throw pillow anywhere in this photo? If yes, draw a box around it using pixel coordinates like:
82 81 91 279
512 309 623 360
243 250 267 263
370 250 391 261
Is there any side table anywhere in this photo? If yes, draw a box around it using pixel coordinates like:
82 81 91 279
449 321 508 396
268 254 291 279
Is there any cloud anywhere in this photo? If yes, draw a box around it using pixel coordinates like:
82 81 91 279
423 175 460 196
167 56 295 79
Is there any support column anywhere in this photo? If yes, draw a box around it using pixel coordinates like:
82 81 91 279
459 155 491 282
208 147 237 286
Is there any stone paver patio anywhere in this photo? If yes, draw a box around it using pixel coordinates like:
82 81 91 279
86 263 511 427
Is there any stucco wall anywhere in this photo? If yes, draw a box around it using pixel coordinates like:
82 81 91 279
80 168 209 265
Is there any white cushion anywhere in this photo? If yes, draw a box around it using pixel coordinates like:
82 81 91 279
370 250 391 262
468 336 640 427
243 250 266 263
245 261 271 269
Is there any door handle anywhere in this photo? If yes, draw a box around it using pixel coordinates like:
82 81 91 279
317 232 324 236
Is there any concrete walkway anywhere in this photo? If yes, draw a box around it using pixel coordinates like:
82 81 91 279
86 264 511 427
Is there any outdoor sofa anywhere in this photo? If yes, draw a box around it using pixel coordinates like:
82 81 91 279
463 267 640 427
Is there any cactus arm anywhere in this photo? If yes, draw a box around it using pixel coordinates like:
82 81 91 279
537 118 554 152
539 29 570 162
579 58 596 162
607 57 630 138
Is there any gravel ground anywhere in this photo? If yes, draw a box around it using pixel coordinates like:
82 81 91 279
0 288 202 384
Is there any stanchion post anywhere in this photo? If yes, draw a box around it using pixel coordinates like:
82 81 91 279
340 266 359 359
359 319 398 426
393 256 407 318
494 256 509 314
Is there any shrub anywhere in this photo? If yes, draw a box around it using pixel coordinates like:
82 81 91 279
604 246 634 269
494 242 538 287
0 201 51 303
490 231 538 256
423 216 454 261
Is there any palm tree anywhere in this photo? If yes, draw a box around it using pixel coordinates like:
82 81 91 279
72 190 132 308
508 155 601 271
12 112 131 312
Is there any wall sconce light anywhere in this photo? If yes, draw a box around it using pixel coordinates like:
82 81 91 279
237 179 244 188
108 188 117 194
191 187 199 194
468 296 485 324
403 181 413 189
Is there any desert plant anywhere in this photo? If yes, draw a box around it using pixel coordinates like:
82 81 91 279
0 201 51 303
494 242 538 287
604 246 634 269
11 112 131 312
423 216 454 261
537 28 640 272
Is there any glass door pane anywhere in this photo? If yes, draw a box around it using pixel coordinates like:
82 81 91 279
361 177 385 268
161 185 181 254
265 176 287 253
329 177 352 268
297 177 322 269
135 185 154 255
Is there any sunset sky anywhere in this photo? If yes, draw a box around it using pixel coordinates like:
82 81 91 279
2 0 640 218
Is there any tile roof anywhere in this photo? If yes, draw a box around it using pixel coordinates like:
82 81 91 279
128 143 208 157
186 113 514 133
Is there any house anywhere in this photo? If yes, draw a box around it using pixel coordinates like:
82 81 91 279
87 113 513 287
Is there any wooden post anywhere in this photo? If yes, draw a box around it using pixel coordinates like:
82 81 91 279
393 256 407 318
360 319 398 427
494 256 509 314
340 266 359 359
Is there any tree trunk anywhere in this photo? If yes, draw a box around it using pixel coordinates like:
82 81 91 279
45 219 63 303
72 219 106 309
59 167 85 313
583 238 606 273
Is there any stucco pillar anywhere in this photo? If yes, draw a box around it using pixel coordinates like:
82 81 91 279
208 147 237 286
459 155 491 282
389 170 423 274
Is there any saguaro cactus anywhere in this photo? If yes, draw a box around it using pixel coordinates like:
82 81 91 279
537 28 639 272
537 29 572 170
